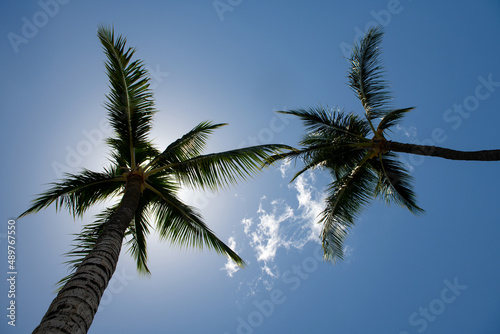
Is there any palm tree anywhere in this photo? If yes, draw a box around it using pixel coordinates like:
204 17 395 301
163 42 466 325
20 26 289 334
267 26 500 263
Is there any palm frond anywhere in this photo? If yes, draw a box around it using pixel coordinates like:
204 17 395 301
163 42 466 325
107 139 160 168
125 200 152 275
98 25 157 168
288 142 367 182
377 107 415 132
19 166 124 218
372 152 424 214
348 26 391 122
285 145 335 181
54 208 115 290
145 182 245 266
150 144 292 191
265 108 371 182
263 149 302 167
321 154 377 262
145 121 227 170
279 107 371 140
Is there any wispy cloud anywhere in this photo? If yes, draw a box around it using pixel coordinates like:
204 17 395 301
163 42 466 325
249 199 294 264
278 158 292 178
222 162 356 295
223 162 327 279
395 124 417 140
241 218 253 235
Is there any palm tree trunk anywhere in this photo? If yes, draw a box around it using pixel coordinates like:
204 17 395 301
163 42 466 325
386 141 500 161
32 174 143 334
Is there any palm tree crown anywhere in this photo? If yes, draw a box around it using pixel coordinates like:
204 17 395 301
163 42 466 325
270 26 500 263
21 26 289 333
268 27 425 262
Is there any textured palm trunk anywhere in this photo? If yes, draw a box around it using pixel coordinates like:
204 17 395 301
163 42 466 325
32 173 143 334
386 141 500 161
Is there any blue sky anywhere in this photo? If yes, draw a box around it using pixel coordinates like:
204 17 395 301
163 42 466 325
2 0 500 333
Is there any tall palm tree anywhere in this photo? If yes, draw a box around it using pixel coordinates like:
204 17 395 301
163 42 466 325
267 26 500 263
20 26 289 334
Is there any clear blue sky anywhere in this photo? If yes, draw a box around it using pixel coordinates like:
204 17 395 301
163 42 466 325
2 1 500 333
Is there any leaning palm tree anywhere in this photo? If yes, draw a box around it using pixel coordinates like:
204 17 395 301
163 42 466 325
20 26 289 334
267 26 500 263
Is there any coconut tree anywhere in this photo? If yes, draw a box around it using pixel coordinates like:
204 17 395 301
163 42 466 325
267 26 500 263
20 26 290 334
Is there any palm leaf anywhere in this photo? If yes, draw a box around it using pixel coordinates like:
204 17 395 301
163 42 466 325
54 208 115 290
19 166 123 218
377 107 415 132
266 107 371 179
372 152 424 214
98 25 157 168
145 182 245 266
287 140 366 182
145 121 227 170
107 138 160 168
125 200 152 275
279 107 371 141
150 144 292 191
348 26 391 122
321 154 377 261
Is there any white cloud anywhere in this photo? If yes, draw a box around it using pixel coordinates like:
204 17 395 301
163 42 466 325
227 170 356 296
395 124 417 140
241 218 253 235
250 200 294 263
279 159 292 178
257 196 266 214
342 245 354 263
237 171 326 281
292 174 324 245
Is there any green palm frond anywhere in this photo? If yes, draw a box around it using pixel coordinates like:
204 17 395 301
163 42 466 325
348 26 391 123
377 107 415 132
150 144 292 191
54 208 115 290
107 139 160 168
263 149 302 167
321 155 378 261
301 131 368 165
125 200 152 275
145 182 244 266
279 107 371 141
372 153 424 214
145 121 227 170
287 140 367 182
285 145 335 182
98 25 157 168
19 166 123 218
